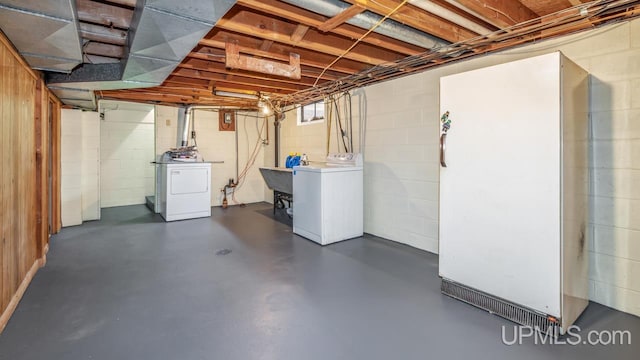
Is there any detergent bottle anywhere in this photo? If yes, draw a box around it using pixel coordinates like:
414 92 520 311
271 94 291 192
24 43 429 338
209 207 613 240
291 153 301 167
285 152 294 168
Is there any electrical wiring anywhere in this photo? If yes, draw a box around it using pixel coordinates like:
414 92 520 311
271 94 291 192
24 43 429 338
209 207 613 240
229 114 268 205
345 91 353 152
312 0 409 86
325 97 332 155
275 0 638 107
332 96 349 153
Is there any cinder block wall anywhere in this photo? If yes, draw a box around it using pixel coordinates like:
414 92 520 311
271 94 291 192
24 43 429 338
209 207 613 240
156 108 269 206
99 102 155 208
61 109 83 226
280 18 640 317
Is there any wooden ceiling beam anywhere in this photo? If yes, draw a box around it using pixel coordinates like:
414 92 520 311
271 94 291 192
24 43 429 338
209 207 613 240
225 42 302 79
99 88 259 106
128 87 217 98
237 0 425 55
163 81 211 91
343 0 477 42
180 58 326 86
100 91 201 103
164 75 212 88
210 81 295 95
259 40 274 51
216 9 403 65
317 4 366 32
103 0 137 8
79 22 128 46
454 0 538 28
428 0 499 31
185 53 340 82
83 42 124 58
172 68 306 92
76 0 133 29
100 93 247 106
189 48 344 82
290 24 310 43
198 32 368 75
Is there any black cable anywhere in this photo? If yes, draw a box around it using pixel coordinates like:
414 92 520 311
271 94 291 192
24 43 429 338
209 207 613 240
333 96 348 152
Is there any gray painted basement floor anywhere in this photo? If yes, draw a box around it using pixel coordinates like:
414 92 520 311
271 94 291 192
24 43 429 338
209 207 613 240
0 203 638 360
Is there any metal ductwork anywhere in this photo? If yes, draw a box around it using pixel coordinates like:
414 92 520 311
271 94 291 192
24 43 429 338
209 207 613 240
408 0 492 35
281 0 449 49
44 0 237 109
0 0 83 72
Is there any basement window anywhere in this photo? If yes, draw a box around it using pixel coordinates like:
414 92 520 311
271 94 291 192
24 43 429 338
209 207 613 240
298 100 325 125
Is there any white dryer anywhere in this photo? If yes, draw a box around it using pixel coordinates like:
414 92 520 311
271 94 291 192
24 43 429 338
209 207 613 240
292 153 363 245
159 162 212 221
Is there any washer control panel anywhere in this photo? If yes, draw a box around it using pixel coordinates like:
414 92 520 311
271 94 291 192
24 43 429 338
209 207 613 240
326 153 363 167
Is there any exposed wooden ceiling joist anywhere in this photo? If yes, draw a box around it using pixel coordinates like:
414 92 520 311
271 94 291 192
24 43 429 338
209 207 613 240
102 0 136 8
186 49 343 82
215 8 405 65
455 0 538 28
198 31 370 74
180 58 323 86
172 68 302 93
237 0 427 56
83 42 124 58
317 4 366 32
343 0 478 42
76 0 134 29
79 22 128 46
225 42 302 80
86 0 640 108
290 24 310 43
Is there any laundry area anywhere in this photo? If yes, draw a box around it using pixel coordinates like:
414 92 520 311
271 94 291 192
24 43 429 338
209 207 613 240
1 1 640 359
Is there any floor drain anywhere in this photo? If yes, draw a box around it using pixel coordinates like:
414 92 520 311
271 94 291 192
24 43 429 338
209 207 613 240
216 249 232 256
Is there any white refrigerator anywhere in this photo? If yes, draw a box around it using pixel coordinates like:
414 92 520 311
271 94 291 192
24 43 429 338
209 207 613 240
438 52 589 333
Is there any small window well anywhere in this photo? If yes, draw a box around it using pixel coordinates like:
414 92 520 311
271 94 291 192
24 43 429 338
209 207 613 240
297 100 325 125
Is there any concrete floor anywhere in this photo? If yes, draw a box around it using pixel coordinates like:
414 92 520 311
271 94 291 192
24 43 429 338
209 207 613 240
0 203 638 360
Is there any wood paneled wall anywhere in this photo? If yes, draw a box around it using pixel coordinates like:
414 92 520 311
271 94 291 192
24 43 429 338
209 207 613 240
0 31 61 333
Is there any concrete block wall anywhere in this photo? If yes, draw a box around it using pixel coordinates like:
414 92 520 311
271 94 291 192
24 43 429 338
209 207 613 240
99 101 155 208
279 96 363 165
61 109 83 227
235 112 271 204
184 109 268 206
279 18 640 317
61 109 102 225
274 97 364 204
155 105 179 158
280 110 327 164
80 112 100 221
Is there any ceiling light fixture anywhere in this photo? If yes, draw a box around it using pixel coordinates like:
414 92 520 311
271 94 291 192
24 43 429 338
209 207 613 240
259 95 273 115
214 90 259 100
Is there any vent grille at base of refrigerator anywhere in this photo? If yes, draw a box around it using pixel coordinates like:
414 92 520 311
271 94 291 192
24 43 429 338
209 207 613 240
441 279 560 333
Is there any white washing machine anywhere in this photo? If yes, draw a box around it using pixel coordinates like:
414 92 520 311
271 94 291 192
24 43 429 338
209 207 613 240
159 162 212 221
292 153 363 245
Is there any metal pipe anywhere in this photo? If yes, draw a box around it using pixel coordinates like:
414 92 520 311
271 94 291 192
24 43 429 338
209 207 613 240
181 106 192 146
235 111 239 182
408 0 493 35
274 113 282 167
280 0 449 49
440 0 504 30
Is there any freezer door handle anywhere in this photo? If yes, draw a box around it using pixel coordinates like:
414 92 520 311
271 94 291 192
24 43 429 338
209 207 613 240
440 133 447 168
